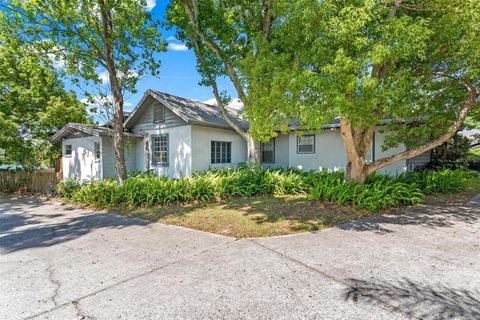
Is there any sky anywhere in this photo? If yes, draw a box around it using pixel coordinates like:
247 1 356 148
62 0 240 121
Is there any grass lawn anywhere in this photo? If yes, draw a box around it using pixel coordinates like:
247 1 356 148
115 188 479 238
116 195 390 238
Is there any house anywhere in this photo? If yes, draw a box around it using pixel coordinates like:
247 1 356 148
51 90 430 181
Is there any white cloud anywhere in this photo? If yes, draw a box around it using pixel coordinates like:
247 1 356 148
81 95 132 108
167 43 188 51
227 98 243 110
98 70 109 84
97 69 140 84
202 98 244 110
145 0 156 11
38 43 67 69
47 53 66 69
202 98 217 105
166 36 177 41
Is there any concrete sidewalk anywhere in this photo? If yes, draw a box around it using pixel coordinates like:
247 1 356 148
1 195 479 320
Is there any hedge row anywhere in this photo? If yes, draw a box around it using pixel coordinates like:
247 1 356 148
57 168 479 212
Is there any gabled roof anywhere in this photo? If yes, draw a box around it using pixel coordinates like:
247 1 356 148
50 123 142 144
124 90 248 130
101 111 132 128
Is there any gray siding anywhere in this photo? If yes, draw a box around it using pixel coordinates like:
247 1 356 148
261 134 290 169
131 97 186 133
101 137 137 179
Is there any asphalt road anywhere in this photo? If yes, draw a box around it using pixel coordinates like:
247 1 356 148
1 195 479 320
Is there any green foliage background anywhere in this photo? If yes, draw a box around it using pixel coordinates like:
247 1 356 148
0 41 88 167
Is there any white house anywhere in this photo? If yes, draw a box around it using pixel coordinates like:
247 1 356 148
51 90 430 180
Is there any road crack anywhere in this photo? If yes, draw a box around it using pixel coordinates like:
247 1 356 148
46 264 61 307
72 300 96 320
24 239 238 320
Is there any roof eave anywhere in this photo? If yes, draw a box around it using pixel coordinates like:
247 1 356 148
123 91 151 129
51 124 103 144
189 119 248 131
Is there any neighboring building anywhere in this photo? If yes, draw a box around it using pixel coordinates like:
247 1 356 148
459 128 480 149
51 90 430 180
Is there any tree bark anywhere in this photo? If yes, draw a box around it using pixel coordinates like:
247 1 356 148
345 160 369 185
341 81 478 184
98 0 127 184
340 117 374 184
246 135 260 163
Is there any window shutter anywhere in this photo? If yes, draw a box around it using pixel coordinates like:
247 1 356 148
153 104 165 123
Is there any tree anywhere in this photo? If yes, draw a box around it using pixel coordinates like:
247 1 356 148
245 0 480 183
0 41 88 167
166 0 277 162
2 0 165 183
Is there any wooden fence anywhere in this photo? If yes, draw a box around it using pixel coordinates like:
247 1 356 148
0 170 59 194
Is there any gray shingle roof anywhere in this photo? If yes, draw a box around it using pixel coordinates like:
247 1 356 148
50 123 142 144
125 90 248 130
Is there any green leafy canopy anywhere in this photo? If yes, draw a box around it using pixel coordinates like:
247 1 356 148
2 0 166 119
0 40 89 167
245 0 480 147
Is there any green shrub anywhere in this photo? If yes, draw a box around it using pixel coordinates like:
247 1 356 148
264 169 306 195
56 178 81 199
63 167 476 211
71 179 122 208
399 169 479 194
309 171 423 211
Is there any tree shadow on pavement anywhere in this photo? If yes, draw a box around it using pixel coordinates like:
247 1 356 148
338 204 480 233
344 277 480 320
0 211 150 254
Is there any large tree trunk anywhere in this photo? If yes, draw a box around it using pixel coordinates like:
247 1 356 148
341 82 478 184
246 135 260 163
99 0 127 184
340 117 376 184
111 98 127 184
345 160 369 185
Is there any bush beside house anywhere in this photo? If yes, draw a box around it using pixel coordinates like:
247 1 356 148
57 167 479 212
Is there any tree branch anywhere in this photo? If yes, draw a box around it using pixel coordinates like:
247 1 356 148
262 0 274 41
367 83 478 174
189 33 248 140
341 117 362 165
182 0 247 102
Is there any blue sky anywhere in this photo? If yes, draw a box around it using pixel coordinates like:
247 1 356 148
63 0 239 120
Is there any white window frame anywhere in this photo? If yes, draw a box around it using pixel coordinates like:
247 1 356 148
64 144 72 157
297 135 315 154
211 141 232 164
152 134 169 166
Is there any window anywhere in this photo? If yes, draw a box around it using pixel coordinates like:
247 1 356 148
64 144 72 157
211 141 231 164
153 104 165 123
152 134 168 166
297 135 315 154
94 142 101 160
260 139 275 163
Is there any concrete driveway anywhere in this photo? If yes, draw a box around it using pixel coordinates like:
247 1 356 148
1 195 479 320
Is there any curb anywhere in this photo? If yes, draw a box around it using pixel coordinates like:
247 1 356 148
468 193 480 206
